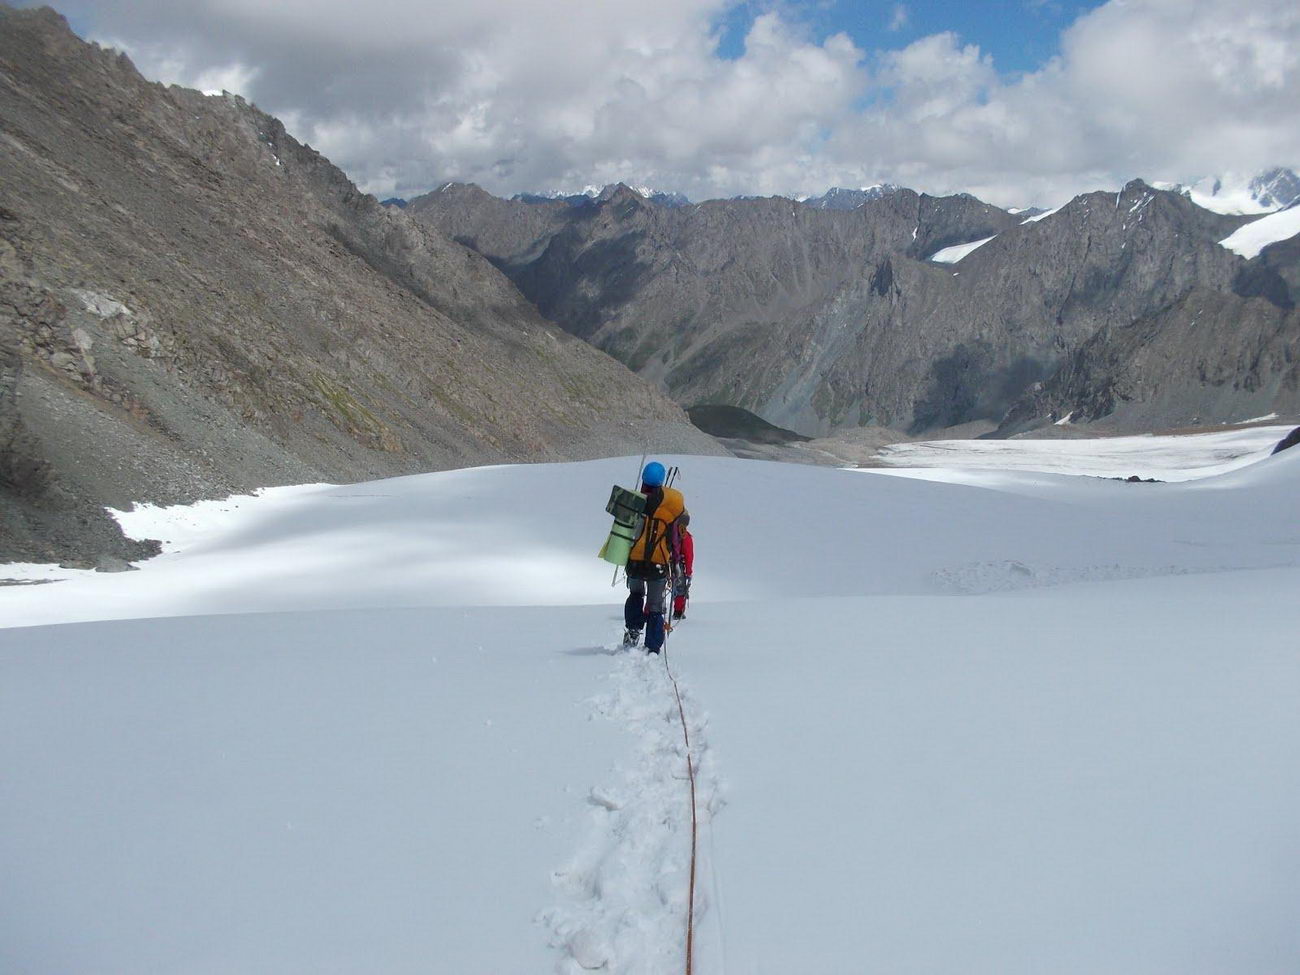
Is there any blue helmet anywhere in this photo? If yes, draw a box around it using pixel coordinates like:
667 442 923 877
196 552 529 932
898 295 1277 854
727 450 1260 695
641 461 666 487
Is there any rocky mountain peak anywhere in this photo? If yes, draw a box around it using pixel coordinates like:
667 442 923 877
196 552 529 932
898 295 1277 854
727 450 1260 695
590 183 651 222
1250 167 1300 210
431 181 498 204
646 190 691 207
0 4 719 562
595 182 645 204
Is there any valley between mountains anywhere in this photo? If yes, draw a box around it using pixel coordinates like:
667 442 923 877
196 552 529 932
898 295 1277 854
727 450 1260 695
4 5 1300 564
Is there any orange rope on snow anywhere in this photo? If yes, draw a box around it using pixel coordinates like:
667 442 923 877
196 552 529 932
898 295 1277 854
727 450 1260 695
662 646 699 975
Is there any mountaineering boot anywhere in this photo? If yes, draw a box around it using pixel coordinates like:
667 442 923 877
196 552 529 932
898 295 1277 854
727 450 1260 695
622 628 641 648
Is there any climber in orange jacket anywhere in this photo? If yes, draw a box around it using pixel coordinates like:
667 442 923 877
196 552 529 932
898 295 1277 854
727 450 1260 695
623 460 687 653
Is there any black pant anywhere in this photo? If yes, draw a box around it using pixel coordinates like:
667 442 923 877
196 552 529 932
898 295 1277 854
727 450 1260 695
624 576 668 650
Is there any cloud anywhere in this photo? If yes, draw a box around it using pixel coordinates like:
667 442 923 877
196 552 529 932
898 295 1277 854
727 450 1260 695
42 0 1300 206
888 4 909 32
825 0 1300 204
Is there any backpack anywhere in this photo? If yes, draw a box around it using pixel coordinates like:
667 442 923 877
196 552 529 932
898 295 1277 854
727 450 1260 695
598 484 647 565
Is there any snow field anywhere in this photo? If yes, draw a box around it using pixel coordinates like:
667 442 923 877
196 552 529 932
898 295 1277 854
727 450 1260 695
873 423 1292 481
0 606 644 973
683 572 1300 972
3 425 1294 628
3 426 1300 972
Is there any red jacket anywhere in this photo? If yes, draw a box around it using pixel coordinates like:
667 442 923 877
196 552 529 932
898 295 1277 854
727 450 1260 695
677 527 694 576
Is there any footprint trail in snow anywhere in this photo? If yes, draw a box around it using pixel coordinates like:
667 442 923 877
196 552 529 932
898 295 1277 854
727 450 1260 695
542 638 722 974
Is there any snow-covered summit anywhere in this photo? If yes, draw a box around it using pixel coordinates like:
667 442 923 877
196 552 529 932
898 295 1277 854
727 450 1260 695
1155 167 1300 215
512 184 692 207
802 184 902 210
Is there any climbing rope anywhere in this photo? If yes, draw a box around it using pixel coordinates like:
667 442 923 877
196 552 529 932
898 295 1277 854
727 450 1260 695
621 457 697 972
660 635 699 975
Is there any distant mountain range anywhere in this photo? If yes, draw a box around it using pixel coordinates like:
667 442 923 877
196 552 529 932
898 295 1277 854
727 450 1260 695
393 169 1300 217
409 179 1299 438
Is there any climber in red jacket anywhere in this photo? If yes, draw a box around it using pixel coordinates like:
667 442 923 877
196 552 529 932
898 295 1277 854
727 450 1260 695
671 512 694 620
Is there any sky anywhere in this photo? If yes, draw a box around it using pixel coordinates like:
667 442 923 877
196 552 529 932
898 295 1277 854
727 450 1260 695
32 0 1300 207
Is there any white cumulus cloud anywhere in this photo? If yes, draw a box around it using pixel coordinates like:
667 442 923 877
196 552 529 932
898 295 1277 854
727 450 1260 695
37 0 1300 207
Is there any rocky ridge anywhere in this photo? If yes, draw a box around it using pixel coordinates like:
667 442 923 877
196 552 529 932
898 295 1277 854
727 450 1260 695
410 177 1299 436
1000 234 1300 434
0 6 720 563
411 181 1022 433
1248 168 1300 210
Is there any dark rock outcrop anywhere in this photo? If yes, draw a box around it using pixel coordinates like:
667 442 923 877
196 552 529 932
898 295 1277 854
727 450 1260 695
1273 426 1300 454
686 405 810 444
999 214 1300 434
1 338 159 564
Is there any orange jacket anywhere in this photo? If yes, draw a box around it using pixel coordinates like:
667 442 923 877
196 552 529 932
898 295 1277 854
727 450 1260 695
629 486 686 565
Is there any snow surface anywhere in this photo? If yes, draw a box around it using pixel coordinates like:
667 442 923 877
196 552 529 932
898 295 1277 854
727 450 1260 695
1184 174 1280 216
874 424 1291 482
929 234 996 263
1024 205 1063 223
1187 186 1271 215
1151 177 1277 216
1218 204 1300 259
3 430 1300 973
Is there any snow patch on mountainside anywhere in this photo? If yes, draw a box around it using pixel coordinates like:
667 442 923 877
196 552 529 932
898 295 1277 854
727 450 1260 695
929 235 996 263
1024 205 1063 222
1219 205 1300 259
